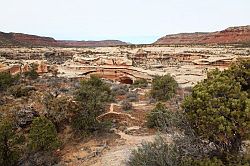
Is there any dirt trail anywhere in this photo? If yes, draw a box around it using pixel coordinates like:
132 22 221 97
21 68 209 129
97 103 138 121
92 129 157 166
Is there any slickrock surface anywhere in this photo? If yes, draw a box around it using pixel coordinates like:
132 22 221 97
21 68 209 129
0 45 249 87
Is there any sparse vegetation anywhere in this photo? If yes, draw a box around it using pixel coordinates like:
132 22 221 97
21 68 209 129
0 44 249 165
150 74 178 101
111 84 129 96
72 76 113 134
182 68 249 154
121 100 133 111
132 78 148 88
43 94 76 131
0 72 19 92
126 91 139 102
0 118 24 166
24 63 39 80
128 137 180 166
28 117 60 152
147 103 171 130
8 85 35 98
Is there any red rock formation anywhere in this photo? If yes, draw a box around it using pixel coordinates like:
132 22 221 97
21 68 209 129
36 61 48 73
12 33 58 46
154 26 250 45
9 65 21 75
0 31 128 47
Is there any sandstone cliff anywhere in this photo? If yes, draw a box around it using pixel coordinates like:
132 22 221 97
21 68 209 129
154 26 250 45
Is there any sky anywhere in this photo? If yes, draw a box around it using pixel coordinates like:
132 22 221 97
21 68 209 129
0 0 250 44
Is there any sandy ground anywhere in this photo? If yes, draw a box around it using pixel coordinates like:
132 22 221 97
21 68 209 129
92 130 159 166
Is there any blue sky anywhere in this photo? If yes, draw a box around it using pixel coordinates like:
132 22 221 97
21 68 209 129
0 0 249 44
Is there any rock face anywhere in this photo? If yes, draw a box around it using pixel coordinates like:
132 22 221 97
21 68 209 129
12 33 58 46
0 32 58 47
154 26 250 45
0 32 127 47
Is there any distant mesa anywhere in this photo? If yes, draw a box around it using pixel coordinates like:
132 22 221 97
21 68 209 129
57 40 128 47
0 25 250 47
154 25 250 45
0 32 128 47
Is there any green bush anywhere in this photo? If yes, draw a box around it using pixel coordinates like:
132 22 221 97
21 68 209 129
150 74 178 101
0 118 24 166
128 137 180 166
182 68 249 154
132 79 148 88
121 100 133 111
43 94 76 131
224 59 250 97
28 117 60 152
8 85 35 98
0 72 19 92
147 103 177 131
111 84 129 96
128 135 247 166
72 76 113 134
24 70 38 80
126 91 139 102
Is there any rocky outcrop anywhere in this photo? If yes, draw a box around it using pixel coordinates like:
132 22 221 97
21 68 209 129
0 31 128 47
154 26 250 45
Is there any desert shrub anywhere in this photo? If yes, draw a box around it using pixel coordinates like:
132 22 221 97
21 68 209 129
183 157 225 166
147 103 178 132
8 85 36 98
0 118 24 166
150 74 178 101
126 91 139 102
121 100 133 111
128 137 180 166
128 136 248 166
128 133 243 166
224 59 250 97
0 72 19 92
111 84 129 96
24 63 38 80
184 155 250 166
24 70 38 80
132 78 148 88
182 68 250 154
28 117 60 152
17 151 59 166
72 76 113 134
43 94 76 131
